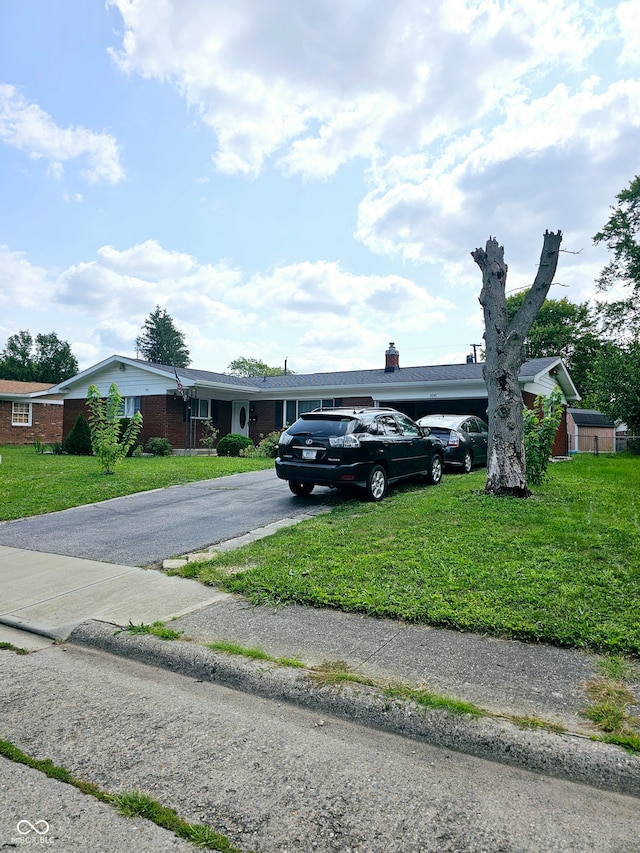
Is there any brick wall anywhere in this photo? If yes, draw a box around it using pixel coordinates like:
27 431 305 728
0 401 63 445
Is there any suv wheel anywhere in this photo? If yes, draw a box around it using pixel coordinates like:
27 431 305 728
365 464 387 502
289 481 314 497
427 454 443 485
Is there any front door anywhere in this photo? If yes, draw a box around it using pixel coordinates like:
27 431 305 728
231 401 249 436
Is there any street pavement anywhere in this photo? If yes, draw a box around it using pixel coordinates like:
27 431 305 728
1 469 640 851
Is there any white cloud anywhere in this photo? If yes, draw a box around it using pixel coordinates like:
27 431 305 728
0 245 55 309
0 84 124 183
107 0 609 180
617 0 640 66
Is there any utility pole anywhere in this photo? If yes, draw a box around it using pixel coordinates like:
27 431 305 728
470 343 482 363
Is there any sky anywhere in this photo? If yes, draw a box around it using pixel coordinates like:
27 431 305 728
1 0 639 375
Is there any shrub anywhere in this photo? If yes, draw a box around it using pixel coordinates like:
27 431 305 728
64 412 93 455
199 419 219 455
145 437 173 456
523 388 564 485
627 438 640 456
240 430 281 458
216 433 254 457
119 418 143 457
86 383 143 474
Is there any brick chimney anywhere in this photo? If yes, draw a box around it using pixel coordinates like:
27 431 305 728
385 342 400 372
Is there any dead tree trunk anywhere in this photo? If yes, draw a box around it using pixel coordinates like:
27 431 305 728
471 231 563 497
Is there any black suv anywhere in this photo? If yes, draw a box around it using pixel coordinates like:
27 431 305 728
275 407 445 501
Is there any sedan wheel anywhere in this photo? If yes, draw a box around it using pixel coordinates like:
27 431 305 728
365 464 387 502
463 451 473 474
427 454 443 485
289 481 314 497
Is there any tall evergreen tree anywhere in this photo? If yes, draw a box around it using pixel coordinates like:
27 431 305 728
136 306 190 367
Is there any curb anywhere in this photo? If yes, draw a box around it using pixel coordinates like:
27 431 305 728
70 619 640 799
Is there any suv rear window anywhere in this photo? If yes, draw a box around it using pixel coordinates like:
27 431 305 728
289 416 353 438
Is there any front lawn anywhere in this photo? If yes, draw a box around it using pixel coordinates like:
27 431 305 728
0 446 273 521
178 455 640 655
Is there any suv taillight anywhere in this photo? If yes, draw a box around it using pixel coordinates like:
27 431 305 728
329 434 361 448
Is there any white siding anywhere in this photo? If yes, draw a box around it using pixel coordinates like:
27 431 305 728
64 363 173 399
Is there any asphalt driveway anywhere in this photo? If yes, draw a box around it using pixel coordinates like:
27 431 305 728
0 469 329 566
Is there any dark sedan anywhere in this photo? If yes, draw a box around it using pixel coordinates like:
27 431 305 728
416 414 488 472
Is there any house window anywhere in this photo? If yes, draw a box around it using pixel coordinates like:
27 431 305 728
12 402 32 426
193 399 210 419
119 397 141 418
276 399 335 428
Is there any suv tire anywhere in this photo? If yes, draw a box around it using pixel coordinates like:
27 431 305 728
365 464 387 502
289 481 314 497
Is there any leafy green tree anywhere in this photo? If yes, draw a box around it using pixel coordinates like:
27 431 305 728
587 341 640 435
227 356 292 376
34 333 78 382
593 175 640 338
505 295 605 397
86 383 143 474
136 306 190 367
0 331 34 380
0 330 78 382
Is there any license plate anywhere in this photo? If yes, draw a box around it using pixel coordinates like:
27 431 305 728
302 448 317 460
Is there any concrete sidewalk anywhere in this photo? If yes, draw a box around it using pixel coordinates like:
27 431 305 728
2 540 640 797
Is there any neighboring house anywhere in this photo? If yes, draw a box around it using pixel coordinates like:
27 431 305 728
0 381 64 445
566 408 616 454
54 345 579 456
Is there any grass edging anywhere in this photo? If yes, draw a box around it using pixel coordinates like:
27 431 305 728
119 626 581 742
0 739 241 852
0 641 30 655
583 656 640 754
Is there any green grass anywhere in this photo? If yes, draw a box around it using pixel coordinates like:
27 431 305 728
0 446 273 520
204 639 304 668
177 455 640 655
123 621 184 640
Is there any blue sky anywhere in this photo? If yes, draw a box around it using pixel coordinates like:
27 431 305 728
1 0 639 374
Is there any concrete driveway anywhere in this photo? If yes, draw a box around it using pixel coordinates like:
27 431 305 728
0 469 330 565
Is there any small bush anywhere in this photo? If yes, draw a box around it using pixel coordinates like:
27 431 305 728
523 388 563 485
240 430 281 458
627 438 640 456
64 412 93 456
145 437 173 456
216 433 254 457
199 419 219 455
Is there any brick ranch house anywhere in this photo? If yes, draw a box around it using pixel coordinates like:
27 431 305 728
54 345 579 456
0 380 64 445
